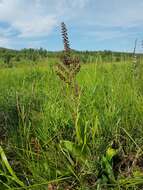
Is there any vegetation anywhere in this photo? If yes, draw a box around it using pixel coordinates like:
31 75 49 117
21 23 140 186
0 23 143 189
0 46 142 69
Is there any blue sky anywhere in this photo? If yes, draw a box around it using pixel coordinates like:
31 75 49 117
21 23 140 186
0 0 143 52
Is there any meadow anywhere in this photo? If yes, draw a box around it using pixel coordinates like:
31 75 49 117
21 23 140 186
0 54 143 189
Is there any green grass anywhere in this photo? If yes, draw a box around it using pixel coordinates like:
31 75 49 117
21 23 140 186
0 61 143 189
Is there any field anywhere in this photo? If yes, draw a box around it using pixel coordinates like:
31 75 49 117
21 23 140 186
0 56 143 189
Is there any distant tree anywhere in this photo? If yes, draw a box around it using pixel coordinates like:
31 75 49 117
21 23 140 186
15 55 21 62
3 54 13 67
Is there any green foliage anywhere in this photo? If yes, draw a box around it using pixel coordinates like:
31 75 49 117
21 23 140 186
1 47 142 69
0 146 24 187
0 61 143 189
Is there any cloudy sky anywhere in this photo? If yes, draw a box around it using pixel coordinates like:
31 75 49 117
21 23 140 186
0 0 143 52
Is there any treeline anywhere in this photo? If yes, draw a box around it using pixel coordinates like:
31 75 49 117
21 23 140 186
0 47 142 67
65 50 136 63
0 47 48 67
52 50 143 64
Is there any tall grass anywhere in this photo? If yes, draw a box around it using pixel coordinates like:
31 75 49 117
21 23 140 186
0 59 143 189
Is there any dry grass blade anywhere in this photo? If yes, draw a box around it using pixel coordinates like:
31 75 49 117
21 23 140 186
48 183 57 190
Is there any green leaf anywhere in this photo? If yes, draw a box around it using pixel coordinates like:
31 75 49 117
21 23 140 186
106 147 118 162
60 140 90 167
101 156 115 182
0 146 24 187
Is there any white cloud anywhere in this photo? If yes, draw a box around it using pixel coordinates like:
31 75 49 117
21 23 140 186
13 16 57 37
86 0 143 27
0 36 10 47
86 30 126 41
0 0 142 50
0 0 89 38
